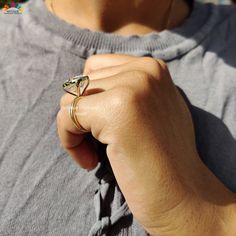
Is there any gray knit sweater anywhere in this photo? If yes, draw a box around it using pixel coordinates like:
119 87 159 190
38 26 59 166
0 0 236 235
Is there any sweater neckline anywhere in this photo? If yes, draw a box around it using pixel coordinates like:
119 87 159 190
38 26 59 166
26 0 218 60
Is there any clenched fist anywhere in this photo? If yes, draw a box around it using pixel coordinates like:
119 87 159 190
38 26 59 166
57 54 236 236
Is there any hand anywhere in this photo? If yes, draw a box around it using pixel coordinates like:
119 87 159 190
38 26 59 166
57 54 236 235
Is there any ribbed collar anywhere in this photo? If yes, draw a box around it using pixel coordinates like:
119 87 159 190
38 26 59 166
25 0 219 60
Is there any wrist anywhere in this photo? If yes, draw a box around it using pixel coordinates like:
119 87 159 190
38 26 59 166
191 157 236 235
148 195 236 236
147 153 236 236
183 156 236 236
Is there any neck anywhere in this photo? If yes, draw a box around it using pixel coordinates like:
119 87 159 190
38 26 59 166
45 0 190 36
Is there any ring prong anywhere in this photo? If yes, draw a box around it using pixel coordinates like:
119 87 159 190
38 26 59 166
63 75 89 96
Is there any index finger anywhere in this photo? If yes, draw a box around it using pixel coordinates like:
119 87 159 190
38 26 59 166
57 98 98 169
83 53 139 74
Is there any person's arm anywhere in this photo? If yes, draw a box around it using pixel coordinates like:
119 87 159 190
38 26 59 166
57 54 236 235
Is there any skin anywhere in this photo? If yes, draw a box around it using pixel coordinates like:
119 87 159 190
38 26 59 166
50 0 236 235
44 0 190 35
57 54 236 235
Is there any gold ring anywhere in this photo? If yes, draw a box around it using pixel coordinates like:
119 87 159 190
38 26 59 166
70 96 88 133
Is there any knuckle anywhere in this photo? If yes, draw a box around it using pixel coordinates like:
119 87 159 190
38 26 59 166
156 58 168 70
154 59 171 81
141 56 159 66
140 57 169 79
141 57 162 74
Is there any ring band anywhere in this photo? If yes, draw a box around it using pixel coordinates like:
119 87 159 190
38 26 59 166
63 74 89 132
70 96 88 133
